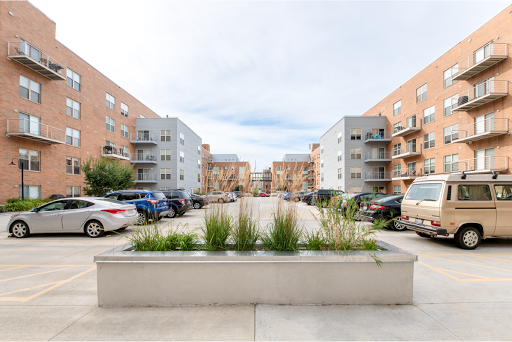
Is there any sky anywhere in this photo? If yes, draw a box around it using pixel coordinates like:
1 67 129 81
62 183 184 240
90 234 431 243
30 0 510 171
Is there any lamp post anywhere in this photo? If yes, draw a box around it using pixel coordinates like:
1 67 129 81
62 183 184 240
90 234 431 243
9 158 24 200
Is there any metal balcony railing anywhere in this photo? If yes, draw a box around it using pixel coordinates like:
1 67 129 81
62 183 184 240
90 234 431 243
392 144 422 159
364 171 391 182
130 153 158 163
450 156 508 173
136 173 158 182
364 131 392 142
451 118 509 143
101 146 130 160
7 41 67 80
451 80 508 112
392 169 419 179
364 151 392 162
6 118 66 144
452 42 508 81
130 132 159 144
392 118 422 137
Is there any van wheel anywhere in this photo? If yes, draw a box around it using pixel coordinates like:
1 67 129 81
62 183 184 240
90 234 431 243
454 227 481 250
415 231 433 238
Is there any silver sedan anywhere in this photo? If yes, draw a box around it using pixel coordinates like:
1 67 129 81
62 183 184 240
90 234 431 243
6 197 138 238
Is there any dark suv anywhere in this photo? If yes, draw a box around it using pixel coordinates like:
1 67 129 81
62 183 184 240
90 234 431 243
314 189 344 206
104 190 169 224
161 190 193 218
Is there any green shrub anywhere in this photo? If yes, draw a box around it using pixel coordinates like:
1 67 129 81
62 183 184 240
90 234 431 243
304 229 326 250
201 204 232 251
1 198 51 213
232 198 259 251
128 224 198 251
261 200 303 251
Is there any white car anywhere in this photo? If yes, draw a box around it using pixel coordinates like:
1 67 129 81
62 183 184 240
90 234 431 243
6 197 137 238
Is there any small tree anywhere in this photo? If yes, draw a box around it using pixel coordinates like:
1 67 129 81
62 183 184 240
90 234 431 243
81 157 135 196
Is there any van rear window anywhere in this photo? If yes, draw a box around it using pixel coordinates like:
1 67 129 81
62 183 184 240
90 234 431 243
405 183 443 202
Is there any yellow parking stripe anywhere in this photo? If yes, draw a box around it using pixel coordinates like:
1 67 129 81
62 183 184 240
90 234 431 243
420 255 512 273
0 266 81 283
470 255 512 263
0 266 26 272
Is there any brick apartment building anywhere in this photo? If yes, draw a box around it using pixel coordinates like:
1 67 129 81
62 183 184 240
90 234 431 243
308 143 320 191
201 152 251 194
271 154 310 193
360 4 512 194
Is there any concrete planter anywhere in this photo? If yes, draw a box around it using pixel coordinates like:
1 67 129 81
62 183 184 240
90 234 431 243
94 242 417 307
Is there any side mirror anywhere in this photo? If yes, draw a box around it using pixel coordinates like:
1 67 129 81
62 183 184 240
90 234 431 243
33 208 39 213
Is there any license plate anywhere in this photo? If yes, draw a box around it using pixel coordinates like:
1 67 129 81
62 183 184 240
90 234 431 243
415 218 423 225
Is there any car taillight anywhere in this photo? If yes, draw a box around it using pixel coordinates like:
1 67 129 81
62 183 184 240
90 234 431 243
179 199 184 204
431 221 441 227
370 205 386 209
402 215 409 220
146 199 159 205
101 209 125 214
316 195 318 200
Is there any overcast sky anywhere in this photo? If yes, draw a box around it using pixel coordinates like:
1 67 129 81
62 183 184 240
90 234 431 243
31 0 510 171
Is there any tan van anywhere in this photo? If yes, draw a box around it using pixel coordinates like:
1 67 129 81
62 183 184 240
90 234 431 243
400 173 512 249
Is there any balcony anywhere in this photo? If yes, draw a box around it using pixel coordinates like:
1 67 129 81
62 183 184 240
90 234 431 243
451 80 508 112
101 146 130 160
391 170 418 181
392 118 422 138
135 173 158 183
6 118 65 144
452 43 508 81
364 171 391 182
130 153 158 164
392 145 422 159
7 41 66 80
451 156 508 173
130 132 159 144
452 118 509 144
364 151 392 163
364 131 392 143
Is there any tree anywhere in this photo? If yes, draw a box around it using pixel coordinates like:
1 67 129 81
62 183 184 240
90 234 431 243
81 157 135 196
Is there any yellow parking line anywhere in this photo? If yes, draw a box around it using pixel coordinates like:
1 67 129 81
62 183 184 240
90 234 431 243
0 266 81 283
470 255 512 263
0 264 93 267
0 266 26 272
419 253 512 257
420 255 512 273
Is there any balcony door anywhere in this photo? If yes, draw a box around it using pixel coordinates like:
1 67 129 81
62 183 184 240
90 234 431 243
474 42 492 64
372 167 384 179
475 148 494 170
371 147 385 160
19 113 40 135
407 139 417 153
406 115 416 128
475 113 494 135
475 77 494 99
138 168 150 181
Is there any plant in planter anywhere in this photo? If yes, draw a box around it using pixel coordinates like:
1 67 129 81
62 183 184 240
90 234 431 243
261 199 303 251
201 203 232 251
127 223 198 251
232 198 260 251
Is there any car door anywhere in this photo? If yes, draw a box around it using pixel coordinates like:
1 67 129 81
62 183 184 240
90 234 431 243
492 184 512 236
455 184 496 236
61 200 94 231
33 200 67 232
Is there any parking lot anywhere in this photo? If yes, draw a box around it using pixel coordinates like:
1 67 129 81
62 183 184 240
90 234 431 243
1 197 512 340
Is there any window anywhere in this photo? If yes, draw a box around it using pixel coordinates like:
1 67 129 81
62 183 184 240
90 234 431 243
198 174 201 182
320 159 324 168
393 100 401 116
161 130 171 142
120 145 129 157
66 98 80 119
350 167 362 179
214 167 219 175
423 132 435 150
393 143 402 156
407 138 417 153
416 83 427 103
475 148 495 171
180 169 184 180
198 145 201 155
444 124 459 144
393 185 401 194
321 173 324 182
286 166 291 171
444 94 458 117
350 128 361 140
19 75 40 103
423 105 435 124
474 42 492 64
239 166 245 175
444 154 459 173
494 185 512 200
458 185 492 201
405 183 443 201
321 145 324 153
294 166 299 171
214 182 219 190
337 132 342 143
180 133 184 145
393 164 401 177
106 116 115 133
66 128 80 147
119 124 128 138
337 150 342 161
66 69 81 91
18 112 40 135
121 103 129 117
198 159 201 169
66 157 80 175
180 151 184 163
106 93 115 110
338 168 342 179
160 168 171 180
20 185 40 199
393 121 402 134
444 64 458 88
407 162 417 175
424 158 435 174
106 140 115 147
406 115 417 128
66 186 81 197
19 148 40 171
350 148 362 159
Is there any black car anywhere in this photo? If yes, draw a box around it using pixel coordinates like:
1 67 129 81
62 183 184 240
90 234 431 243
337 192 390 214
314 189 344 206
161 190 193 218
358 195 405 230
302 191 315 205
189 193 209 209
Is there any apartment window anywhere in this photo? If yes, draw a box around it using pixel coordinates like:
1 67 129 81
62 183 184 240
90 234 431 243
321 145 324 153
423 105 435 124
393 164 401 176
444 94 458 117
214 167 219 175
180 151 184 163
106 140 115 147
393 185 401 194
294 166 299 171
337 150 342 161
161 130 171 142
160 168 171 180
393 100 401 116
286 166 291 171
214 182 219 190
474 42 492 64
198 174 201 182
66 186 81 197
106 116 115 133
350 186 362 193
106 93 115 110
66 128 80 147
120 145 129 157
19 75 40 103
66 98 80 119
406 115 417 128
350 167 362 179
321 173 324 182
20 185 40 199
120 124 128 138
350 128 361 140
424 158 435 175
416 84 427 103
66 69 81 91
407 138 417 153
444 64 458 88
121 103 129 117
444 154 459 173
18 113 39 135
393 122 402 133
423 132 435 150
338 168 342 179
19 148 40 171
350 148 362 159
444 124 459 144
180 133 184 145
180 169 184 180
66 157 80 175
198 145 201 155
393 143 402 156
197 160 201 169
223 166 228 171
239 166 245 175
320 159 324 168
337 132 342 143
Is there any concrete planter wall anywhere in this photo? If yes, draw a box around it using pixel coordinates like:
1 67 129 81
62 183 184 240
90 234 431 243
94 242 417 307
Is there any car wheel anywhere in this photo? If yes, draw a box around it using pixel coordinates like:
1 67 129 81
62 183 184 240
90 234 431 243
85 220 105 238
193 202 202 209
168 207 177 218
415 231 433 238
136 210 147 225
218 199 224 204
11 221 29 238
454 227 481 250
393 219 407 231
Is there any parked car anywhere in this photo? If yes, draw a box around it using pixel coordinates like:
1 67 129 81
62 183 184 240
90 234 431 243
337 192 390 214
233 191 243 198
292 191 306 202
104 190 169 224
283 193 292 201
303 191 316 205
7 197 137 238
400 173 512 249
161 190 193 217
358 195 405 230
229 192 238 202
259 192 270 197
206 191 229 203
226 192 234 202
189 193 208 209
48 194 64 199
314 189 344 206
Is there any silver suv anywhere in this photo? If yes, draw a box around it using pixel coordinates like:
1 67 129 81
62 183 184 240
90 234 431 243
206 191 229 203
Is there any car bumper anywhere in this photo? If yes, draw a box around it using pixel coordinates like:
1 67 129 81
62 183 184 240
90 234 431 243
400 221 448 236
97 211 139 232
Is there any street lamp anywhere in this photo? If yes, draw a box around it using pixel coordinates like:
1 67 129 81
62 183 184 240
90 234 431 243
9 158 24 200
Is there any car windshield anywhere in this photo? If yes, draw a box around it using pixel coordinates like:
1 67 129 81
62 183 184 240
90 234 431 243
94 198 126 206
405 183 443 202
181 192 191 199
151 192 167 200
